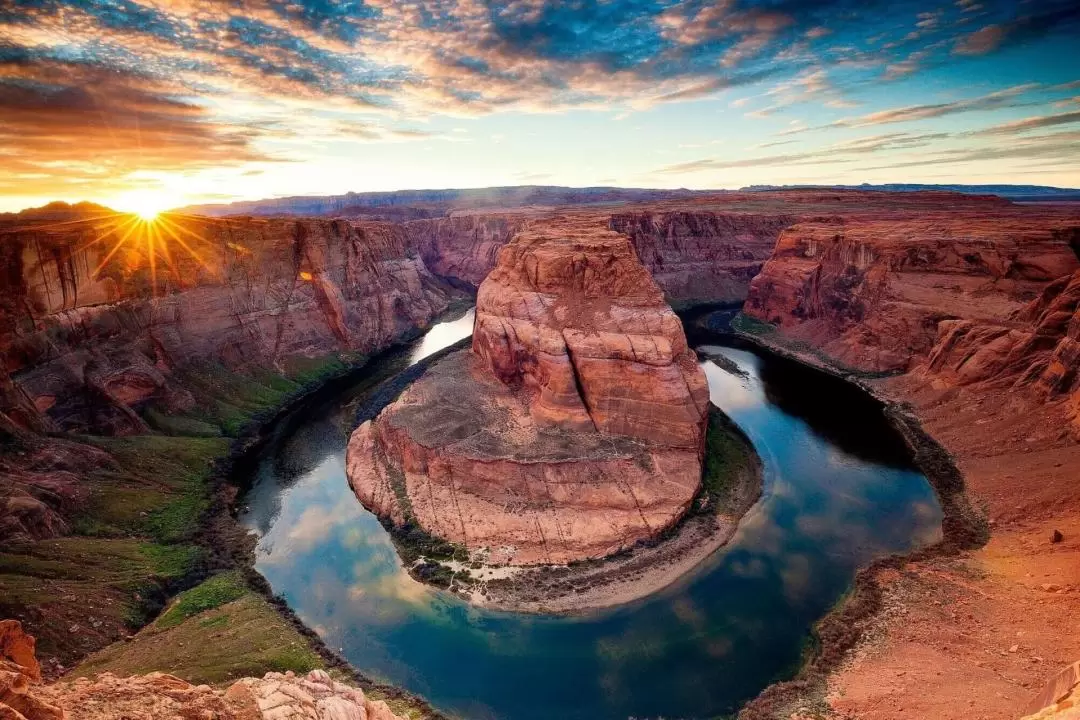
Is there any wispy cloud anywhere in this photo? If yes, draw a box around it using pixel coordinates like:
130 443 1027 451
970 110 1080 136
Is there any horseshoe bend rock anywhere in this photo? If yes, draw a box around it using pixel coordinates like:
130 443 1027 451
347 220 709 565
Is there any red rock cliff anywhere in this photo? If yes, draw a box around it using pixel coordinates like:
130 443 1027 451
744 216 1080 373
609 210 792 306
0 210 457 436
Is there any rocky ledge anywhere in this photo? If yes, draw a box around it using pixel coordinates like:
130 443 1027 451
0 619 407 720
347 218 710 568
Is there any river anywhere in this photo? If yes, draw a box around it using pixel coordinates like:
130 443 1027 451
238 306 942 719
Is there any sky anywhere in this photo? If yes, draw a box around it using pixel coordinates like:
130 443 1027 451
1 0 1078 212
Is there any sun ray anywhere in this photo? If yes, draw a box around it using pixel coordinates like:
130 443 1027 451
92 216 143 278
146 219 157 295
150 219 180 289
156 216 217 276
73 215 138 255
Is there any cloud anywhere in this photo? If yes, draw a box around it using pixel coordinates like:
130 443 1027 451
953 24 1006 55
860 130 1080 170
970 110 1080 136
655 131 951 173
0 56 278 194
778 84 1042 136
2 0 1079 203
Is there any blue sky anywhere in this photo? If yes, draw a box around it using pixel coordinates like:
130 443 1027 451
0 0 1078 211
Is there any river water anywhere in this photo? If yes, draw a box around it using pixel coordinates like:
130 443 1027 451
238 308 942 720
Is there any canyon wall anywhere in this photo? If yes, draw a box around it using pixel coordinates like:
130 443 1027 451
0 211 457 436
743 217 1080 374
609 210 793 306
404 214 527 287
403 208 795 308
348 218 709 565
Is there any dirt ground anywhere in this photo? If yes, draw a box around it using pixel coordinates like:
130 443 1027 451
824 379 1080 720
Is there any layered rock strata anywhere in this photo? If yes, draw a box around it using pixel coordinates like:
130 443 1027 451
347 219 709 565
1 211 456 436
609 210 793 306
744 217 1080 373
0 207 458 542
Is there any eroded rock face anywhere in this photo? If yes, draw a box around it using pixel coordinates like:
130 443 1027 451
744 217 1080 373
348 219 709 565
609 211 792 306
1 213 456 436
0 208 459 542
0 620 62 720
406 214 528 288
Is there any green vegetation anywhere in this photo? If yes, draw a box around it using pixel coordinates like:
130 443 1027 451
156 571 247 629
699 406 755 515
730 312 777 338
75 578 322 684
1 354 367 669
78 435 229 543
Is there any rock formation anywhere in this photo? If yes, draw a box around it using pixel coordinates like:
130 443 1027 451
0 620 62 720
347 218 709 565
0 619 406 720
405 214 528 288
1022 661 1080 720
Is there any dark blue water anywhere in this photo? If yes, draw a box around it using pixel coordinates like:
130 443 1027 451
239 310 942 720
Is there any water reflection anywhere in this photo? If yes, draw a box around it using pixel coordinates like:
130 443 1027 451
239 320 942 720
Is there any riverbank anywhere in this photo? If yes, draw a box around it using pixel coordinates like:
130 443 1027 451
715 311 1079 720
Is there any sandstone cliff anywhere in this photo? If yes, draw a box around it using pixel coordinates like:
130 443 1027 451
347 218 709 565
1 211 456 436
0 207 460 546
744 216 1080 373
405 214 527 288
404 208 794 308
609 210 792 306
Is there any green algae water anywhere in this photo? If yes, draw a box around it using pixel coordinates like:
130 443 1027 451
239 308 942 719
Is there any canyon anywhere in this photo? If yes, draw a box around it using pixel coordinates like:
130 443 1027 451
2 188 1080 719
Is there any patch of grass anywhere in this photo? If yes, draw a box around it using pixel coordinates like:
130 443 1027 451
156 572 247 629
730 312 777 337
143 407 222 437
700 406 754 514
75 590 323 685
0 537 202 661
78 435 229 543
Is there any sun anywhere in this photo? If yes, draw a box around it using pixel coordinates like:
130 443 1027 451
110 189 177 221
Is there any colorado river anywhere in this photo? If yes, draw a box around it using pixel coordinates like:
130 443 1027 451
238 307 942 720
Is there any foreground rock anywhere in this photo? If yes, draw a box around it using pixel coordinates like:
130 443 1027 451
348 218 709 566
0 619 406 720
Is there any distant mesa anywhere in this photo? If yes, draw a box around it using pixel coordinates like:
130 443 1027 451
346 218 710 565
